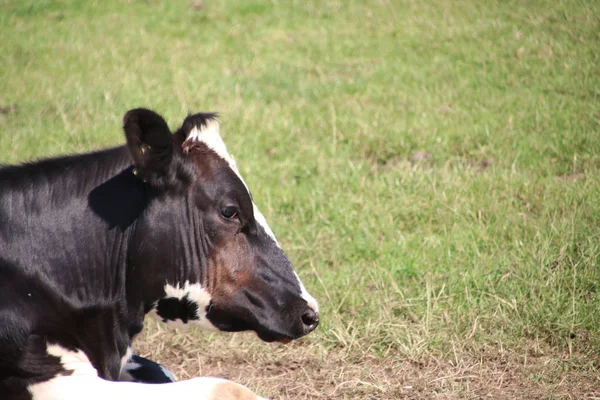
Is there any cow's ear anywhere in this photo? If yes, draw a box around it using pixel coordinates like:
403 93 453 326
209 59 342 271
123 108 194 191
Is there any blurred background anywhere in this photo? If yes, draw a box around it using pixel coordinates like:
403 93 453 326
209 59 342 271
2 1 599 398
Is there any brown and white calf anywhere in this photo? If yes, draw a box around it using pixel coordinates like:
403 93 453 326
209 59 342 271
0 109 319 399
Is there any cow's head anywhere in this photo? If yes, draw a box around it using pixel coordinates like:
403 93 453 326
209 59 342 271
123 109 319 343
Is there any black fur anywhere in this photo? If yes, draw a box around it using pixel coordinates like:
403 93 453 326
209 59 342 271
155 295 200 324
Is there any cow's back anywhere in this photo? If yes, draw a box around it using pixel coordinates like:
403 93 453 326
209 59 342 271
0 146 140 298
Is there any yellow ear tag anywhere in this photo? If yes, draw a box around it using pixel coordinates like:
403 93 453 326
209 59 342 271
132 168 138 176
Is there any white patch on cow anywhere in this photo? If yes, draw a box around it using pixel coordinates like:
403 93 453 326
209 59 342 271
31 372 265 400
120 355 177 383
294 271 319 312
46 344 97 377
185 119 278 244
150 281 219 331
29 374 95 400
186 120 235 170
119 346 133 375
252 204 278 244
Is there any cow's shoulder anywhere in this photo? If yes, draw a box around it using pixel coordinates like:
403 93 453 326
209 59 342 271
0 256 134 384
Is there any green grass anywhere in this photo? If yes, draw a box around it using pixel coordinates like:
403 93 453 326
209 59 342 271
2 0 600 398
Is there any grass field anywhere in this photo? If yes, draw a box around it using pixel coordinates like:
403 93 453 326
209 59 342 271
2 0 600 398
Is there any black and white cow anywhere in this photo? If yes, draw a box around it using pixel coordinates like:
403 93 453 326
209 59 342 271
0 109 319 399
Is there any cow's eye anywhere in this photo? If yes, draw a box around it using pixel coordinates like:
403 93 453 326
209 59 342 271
220 206 239 221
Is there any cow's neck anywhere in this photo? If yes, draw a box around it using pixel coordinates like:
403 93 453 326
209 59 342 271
125 191 209 324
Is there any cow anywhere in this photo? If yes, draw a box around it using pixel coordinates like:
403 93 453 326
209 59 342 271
0 108 320 399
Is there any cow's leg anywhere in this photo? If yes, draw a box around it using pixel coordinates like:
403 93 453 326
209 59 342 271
22 344 267 400
31 376 268 400
119 353 177 383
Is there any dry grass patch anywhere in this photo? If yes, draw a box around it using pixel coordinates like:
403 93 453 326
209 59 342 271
135 322 599 400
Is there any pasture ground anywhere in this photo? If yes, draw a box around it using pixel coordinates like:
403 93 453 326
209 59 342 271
2 0 599 398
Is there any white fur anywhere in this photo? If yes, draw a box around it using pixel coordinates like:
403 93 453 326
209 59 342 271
294 271 319 312
30 345 266 400
119 346 133 375
31 377 267 400
185 120 278 243
186 121 230 168
252 204 278 244
151 281 219 331
45 344 98 377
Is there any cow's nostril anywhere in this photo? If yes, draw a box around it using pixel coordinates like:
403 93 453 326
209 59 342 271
301 308 320 332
